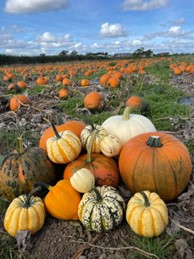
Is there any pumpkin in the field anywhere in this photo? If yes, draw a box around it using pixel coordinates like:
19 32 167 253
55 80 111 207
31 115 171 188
100 134 122 157
119 132 192 202
46 123 82 164
102 106 156 146
63 131 120 188
39 120 85 151
125 95 148 113
37 180 81 220
4 186 45 237
0 137 56 201
126 190 168 238
78 185 126 232
83 91 104 111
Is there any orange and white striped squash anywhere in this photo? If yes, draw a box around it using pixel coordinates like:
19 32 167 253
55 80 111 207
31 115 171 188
46 129 82 164
126 191 168 238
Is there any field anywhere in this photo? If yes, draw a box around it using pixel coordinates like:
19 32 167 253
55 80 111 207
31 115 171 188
0 56 194 259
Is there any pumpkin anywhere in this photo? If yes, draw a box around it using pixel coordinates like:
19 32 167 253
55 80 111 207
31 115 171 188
99 73 111 86
80 124 108 153
37 180 81 220
126 191 168 238
119 132 192 202
83 92 104 111
81 79 90 87
36 77 48 85
9 94 31 111
62 78 72 86
0 137 56 201
63 131 120 188
39 120 85 151
78 185 126 232
102 106 156 146
58 88 69 99
125 95 148 113
100 134 122 157
17 81 28 89
107 77 120 88
4 186 46 237
46 123 82 164
70 168 95 193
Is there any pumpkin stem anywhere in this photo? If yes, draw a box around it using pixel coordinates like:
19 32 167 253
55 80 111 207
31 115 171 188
86 130 97 162
35 181 52 191
140 191 150 207
50 122 61 139
25 186 42 207
92 187 102 202
146 136 163 147
122 106 132 121
16 136 24 154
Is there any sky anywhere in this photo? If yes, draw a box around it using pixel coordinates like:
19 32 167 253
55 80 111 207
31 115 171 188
0 0 194 56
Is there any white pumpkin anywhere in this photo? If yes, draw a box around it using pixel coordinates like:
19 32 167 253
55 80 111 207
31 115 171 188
70 168 95 193
102 107 156 146
100 134 122 157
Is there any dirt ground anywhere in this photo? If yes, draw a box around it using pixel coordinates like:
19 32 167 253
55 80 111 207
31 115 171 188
0 73 194 259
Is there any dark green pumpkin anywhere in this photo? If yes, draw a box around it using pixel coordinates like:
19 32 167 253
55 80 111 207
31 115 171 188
0 137 56 201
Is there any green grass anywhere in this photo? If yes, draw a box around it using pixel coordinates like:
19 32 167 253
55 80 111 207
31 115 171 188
131 233 178 258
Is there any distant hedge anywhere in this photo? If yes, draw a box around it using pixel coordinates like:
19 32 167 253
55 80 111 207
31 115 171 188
0 54 110 66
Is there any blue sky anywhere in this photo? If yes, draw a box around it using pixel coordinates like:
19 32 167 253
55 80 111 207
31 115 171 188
1 0 194 56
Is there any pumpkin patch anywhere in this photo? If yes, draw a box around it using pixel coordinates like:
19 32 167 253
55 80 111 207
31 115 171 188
0 56 193 258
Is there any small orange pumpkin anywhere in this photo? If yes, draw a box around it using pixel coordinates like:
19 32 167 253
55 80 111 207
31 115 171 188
58 88 69 99
84 91 104 110
9 95 31 111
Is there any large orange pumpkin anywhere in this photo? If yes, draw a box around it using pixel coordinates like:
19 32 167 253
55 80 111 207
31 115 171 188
39 120 86 151
118 132 192 202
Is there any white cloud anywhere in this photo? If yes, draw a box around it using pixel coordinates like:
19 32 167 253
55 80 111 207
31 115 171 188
4 0 69 14
168 26 181 35
122 0 169 11
37 32 56 42
99 22 128 38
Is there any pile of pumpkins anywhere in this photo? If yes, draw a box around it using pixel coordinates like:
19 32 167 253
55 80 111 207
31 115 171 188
0 103 192 240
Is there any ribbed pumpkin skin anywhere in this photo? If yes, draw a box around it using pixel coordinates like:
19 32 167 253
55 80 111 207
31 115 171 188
39 120 85 151
4 194 45 237
80 124 108 153
0 148 56 201
63 153 120 188
46 130 82 164
119 132 192 202
126 191 168 238
78 185 126 232
102 108 156 146
44 180 81 220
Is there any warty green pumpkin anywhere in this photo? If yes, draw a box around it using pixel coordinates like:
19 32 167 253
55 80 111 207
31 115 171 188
0 137 56 201
78 185 126 232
